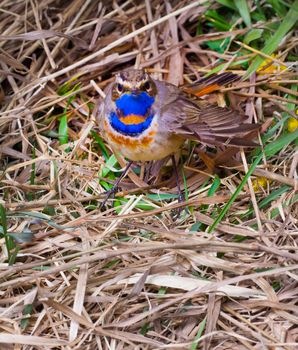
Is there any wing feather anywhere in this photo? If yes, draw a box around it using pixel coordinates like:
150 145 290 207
154 79 259 147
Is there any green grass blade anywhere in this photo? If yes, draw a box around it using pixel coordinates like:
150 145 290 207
264 129 298 157
58 114 68 145
20 304 34 330
215 0 237 10
258 185 290 210
90 130 109 161
208 175 221 196
206 58 249 76
182 167 188 199
242 185 290 219
244 28 264 44
205 10 232 31
58 94 76 146
245 1 298 77
234 0 251 27
146 193 179 201
100 154 119 178
0 203 15 262
8 245 20 265
267 0 288 17
190 316 207 350
208 152 263 233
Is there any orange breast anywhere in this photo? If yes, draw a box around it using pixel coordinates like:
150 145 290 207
119 114 146 125
104 119 156 150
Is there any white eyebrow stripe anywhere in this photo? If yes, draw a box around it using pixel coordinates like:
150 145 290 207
116 76 126 85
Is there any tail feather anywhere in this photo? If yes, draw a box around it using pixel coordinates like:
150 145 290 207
200 135 259 148
183 72 240 97
208 124 260 134
194 72 240 87
185 122 260 147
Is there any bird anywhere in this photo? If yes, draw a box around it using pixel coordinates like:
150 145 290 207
98 69 259 204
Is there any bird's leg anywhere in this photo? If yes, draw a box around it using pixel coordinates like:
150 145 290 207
171 155 184 204
100 160 133 208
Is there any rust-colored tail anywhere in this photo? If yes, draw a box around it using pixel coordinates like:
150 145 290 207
183 72 240 97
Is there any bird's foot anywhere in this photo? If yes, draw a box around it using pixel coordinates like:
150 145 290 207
99 185 119 210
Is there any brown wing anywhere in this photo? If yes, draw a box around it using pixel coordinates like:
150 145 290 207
154 80 260 147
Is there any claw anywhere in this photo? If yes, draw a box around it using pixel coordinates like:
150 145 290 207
99 161 133 209
99 186 118 209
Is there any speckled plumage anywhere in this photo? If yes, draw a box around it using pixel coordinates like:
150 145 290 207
98 69 259 162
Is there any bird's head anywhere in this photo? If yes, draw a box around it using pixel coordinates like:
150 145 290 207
111 70 157 101
108 69 157 124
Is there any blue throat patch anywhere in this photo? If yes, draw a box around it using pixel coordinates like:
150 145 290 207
115 92 154 116
110 92 155 136
110 112 154 136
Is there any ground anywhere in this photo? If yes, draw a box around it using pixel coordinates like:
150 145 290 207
0 1 297 349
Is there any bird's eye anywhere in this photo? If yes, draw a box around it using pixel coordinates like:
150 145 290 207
117 83 123 92
144 81 151 91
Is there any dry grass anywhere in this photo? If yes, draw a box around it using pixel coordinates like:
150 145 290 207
0 0 298 349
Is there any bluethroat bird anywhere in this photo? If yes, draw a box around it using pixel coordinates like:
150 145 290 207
98 69 259 204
